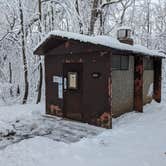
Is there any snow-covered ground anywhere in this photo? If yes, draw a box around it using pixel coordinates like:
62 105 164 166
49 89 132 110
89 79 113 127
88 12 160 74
0 103 102 149
0 101 166 166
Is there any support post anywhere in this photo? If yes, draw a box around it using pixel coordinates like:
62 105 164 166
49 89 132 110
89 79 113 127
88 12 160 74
134 56 143 112
153 58 162 103
107 54 112 129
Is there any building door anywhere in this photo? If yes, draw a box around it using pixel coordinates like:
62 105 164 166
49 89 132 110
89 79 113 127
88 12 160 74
63 63 83 121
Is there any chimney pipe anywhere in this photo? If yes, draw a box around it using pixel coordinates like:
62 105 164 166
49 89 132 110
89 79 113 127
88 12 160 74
117 27 134 45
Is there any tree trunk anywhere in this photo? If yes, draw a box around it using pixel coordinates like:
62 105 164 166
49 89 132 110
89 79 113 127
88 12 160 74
36 0 43 104
147 0 150 48
89 0 100 35
99 0 104 35
90 0 122 35
17 85 20 96
75 0 83 34
51 1 54 31
9 62 13 97
19 0 29 104
38 0 42 33
36 62 43 104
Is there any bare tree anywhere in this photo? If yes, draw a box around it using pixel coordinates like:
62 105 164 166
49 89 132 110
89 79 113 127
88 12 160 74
36 0 43 104
89 0 100 35
89 0 122 35
19 0 29 104
119 0 132 26
75 0 83 34
146 0 151 48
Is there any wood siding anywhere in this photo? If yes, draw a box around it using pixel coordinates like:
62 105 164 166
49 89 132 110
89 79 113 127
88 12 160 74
134 56 143 112
41 38 163 128
45 48 112 128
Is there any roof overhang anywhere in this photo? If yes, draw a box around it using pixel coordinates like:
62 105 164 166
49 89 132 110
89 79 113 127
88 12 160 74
34 30 166 58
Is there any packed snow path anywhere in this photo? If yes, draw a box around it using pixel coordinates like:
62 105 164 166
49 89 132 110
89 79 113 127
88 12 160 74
0 104 103 150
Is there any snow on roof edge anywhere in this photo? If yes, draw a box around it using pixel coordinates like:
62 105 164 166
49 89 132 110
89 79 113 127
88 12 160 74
34 30 165 58
117 26 132 30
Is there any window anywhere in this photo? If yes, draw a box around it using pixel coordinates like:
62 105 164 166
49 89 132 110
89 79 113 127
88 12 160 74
68 72 78 89
112 55 129 70
121 56 129 70
112 55 121 70
144 58 153 70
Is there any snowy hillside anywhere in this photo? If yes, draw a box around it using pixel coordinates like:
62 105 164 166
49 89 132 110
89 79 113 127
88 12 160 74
0 101 166 166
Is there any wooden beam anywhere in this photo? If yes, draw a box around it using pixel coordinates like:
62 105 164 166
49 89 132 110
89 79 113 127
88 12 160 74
153 58 162 103
134 56 143 112
108 54 112 129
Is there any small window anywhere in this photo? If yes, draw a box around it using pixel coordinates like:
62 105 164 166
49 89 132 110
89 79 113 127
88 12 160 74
112 55 121 70
121 56 129 70
111 55 129 70
144 58 153 70
68 72 78 89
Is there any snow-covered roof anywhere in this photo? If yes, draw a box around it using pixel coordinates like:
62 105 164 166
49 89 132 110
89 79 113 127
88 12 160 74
117 26 132 30
34 30 165 58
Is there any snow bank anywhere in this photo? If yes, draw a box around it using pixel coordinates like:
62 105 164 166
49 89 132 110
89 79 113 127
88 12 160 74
34 30 165 58
0 103 44 139
0 103 44 122
0 121 14 136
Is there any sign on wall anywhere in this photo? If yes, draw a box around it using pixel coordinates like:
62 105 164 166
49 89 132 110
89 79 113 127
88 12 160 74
53 76 63 99
68 72 78 89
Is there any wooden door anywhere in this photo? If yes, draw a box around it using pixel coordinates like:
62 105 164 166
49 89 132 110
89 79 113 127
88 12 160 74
63 63 83 121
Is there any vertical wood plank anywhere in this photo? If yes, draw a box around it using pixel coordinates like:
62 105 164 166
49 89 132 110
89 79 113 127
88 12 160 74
134 56 143 112
108 53 112 129
153 58 162 103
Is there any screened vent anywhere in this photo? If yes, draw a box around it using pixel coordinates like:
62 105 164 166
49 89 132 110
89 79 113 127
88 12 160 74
117 27 134 45
112 55 129 70
144 58 153 70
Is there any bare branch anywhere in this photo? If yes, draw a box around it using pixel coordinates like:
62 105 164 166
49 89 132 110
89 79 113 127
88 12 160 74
101 0 123 8
0 31 16 42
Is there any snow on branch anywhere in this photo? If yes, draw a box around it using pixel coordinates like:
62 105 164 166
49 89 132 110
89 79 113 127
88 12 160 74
0 31 16 42
101 0 123 8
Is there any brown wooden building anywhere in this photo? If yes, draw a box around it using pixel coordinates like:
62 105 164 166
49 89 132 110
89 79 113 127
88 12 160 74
34 29 165 129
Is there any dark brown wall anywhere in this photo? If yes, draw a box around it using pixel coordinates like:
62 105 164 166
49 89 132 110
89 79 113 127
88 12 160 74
45 48 111 127
44 39 162 129
45 55 64 115
82 53 110 124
